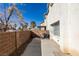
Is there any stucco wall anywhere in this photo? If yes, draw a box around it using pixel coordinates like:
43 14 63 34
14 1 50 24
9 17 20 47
46 4 68 48
67 4 79 55
59 3 79 55
46 3 79 55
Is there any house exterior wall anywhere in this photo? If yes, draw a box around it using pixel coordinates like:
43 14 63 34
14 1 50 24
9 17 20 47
45 3 79 55
67 4 79 55
41 22 46 26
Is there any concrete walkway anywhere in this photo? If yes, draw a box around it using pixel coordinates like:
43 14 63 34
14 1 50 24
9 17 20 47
21 38 41 56
21 38 70 56
41 39 70 56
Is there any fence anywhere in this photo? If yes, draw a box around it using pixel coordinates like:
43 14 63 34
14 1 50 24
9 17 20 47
0 30 32 56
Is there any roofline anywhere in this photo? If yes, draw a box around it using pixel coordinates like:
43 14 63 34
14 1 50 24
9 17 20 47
43 3 54 19
51 20 59 26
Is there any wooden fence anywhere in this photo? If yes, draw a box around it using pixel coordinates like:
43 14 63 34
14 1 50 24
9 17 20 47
0 30 32 56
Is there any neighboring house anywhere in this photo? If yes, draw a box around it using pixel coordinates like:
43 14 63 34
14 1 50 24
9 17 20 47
45 3 79 55
38 22 46 30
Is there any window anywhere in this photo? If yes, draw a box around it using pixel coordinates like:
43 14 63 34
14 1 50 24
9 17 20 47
51 21 60 36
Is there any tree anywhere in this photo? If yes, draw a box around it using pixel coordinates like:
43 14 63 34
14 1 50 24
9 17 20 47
0 4 15 31
22 22 28 29
18 27 23 31
14 23 17 30
30 21 36 28
0 4 27 31
8 4 28 30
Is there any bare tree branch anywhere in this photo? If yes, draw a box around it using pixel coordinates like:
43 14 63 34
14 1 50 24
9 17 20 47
0 18 4 24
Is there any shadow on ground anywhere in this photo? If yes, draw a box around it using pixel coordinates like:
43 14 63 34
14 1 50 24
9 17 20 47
21 38 41 56
10 38 32 56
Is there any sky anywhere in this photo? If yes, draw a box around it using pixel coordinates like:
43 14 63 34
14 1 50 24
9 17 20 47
0 3 48 27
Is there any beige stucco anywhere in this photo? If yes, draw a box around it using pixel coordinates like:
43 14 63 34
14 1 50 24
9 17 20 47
41 22 46 26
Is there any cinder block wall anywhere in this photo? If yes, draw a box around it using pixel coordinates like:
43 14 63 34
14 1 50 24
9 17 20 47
0 30 32 56
31 30 47 38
